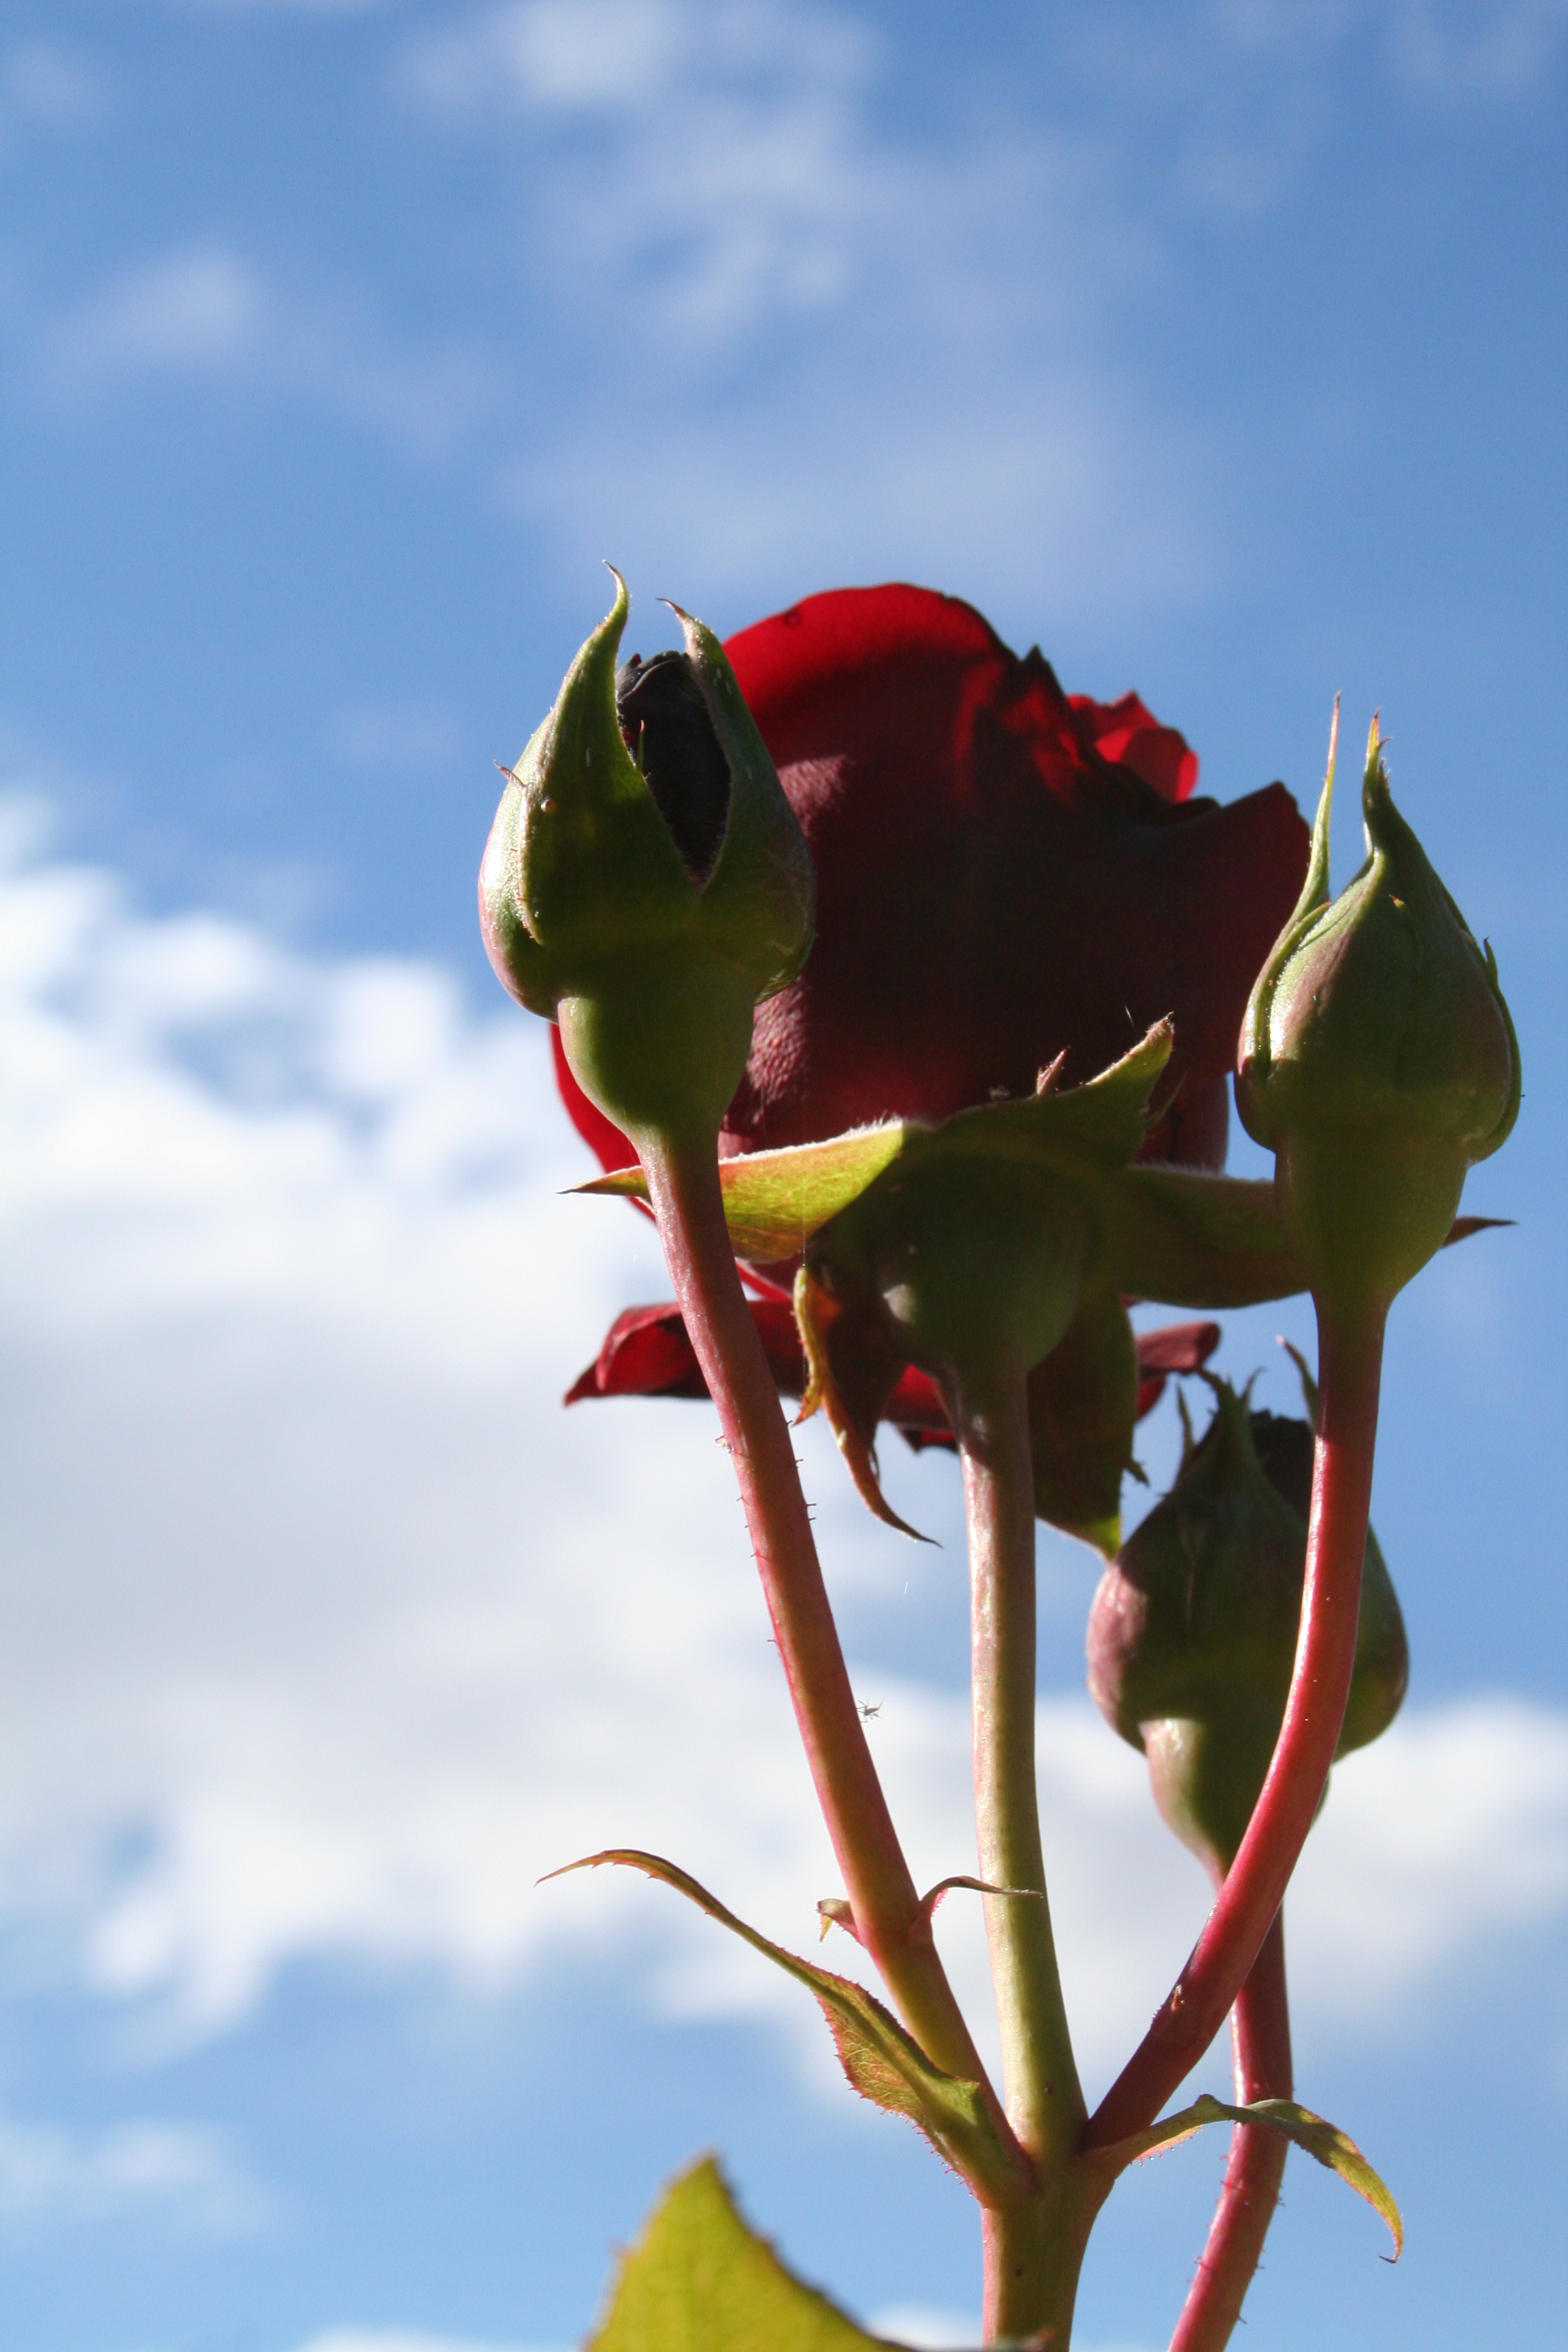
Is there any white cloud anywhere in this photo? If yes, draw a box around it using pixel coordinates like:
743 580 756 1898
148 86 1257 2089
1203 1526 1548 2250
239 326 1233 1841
408 0 887 344
0 800 1559 2097
0 2107 262 2233
290 2334 558 2352
408 0 691 112
48 248 265 374
399 0 1207 617
36 246 497 459
871 2308 982 2351
1291 1696 1568 1999
406 0 872 123
872 2315 1148 2352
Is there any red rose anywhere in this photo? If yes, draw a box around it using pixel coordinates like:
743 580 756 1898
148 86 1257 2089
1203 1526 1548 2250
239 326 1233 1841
719 583 1309 1166
557 583 1309 1178
551 584 1309 1535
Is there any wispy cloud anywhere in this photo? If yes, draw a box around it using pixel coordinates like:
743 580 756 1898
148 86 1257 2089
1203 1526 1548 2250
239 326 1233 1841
872 2314 1147 2352
16 3 1564 625
0 798 1560 2085
327 701 466 772
0 39 112 135
0 2106 263 2233
406 0 881 338
400 0 1209 618
35 244 500 460
1385 0 1568 99
46 247 265 375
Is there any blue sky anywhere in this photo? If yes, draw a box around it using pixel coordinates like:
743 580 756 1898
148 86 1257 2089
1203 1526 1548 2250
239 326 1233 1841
0 3 1565 2349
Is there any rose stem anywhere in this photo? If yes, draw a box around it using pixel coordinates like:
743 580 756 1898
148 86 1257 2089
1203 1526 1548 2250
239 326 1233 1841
1085 1304 1384 2149
954 1363 1094 2343
956 1366 1083 2155
638 1128 1014 2118
1167 1910 1292 2352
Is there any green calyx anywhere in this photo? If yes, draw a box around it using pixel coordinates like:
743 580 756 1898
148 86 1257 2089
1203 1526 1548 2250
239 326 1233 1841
791 1031 1169 1537
480 573 815 1140
1023 1290 1141 1556
846 1157 1091 1389
1237 710 1520 1312
578 1017 1503 1546
804 1023 1172 1367
1087 1367 1407 1872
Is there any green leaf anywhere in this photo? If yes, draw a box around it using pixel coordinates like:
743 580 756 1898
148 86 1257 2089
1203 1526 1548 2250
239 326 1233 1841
1103 1168 1304 1307
576 1122 909 1261
1105 1173 1499 1312
546 1850 1017 2198
1094 2091 1402 2259
576 1025 1175 1263
913 1017 1173 1176
588 2155 894 2349
574 1036 1499 1311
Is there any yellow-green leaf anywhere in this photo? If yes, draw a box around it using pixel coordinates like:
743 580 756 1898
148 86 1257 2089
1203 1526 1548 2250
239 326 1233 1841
576 1122 907 1261
588 2155 895 2350
546 1849 1017 2200
1094 2091 1402 2259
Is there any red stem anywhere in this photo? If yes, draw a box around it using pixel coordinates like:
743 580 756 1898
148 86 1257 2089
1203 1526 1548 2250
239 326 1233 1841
638 1130 1018 2147
1168 1911 1293 2352
1086 1304 1384 2148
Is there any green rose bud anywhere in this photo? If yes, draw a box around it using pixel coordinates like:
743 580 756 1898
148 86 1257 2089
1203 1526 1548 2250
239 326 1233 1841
859 1158 1092 1388
1237 711 1520 1316
480 574 815 1145
1085 1371 1407 1874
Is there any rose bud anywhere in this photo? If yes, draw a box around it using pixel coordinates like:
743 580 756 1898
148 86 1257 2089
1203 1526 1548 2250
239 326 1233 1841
480 574 815 1145
1085 1374 1407 1873
1237 713 1520 1316
615 649 734 881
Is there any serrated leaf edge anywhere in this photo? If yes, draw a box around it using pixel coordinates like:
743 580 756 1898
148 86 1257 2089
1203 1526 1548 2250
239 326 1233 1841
543 1847 1021 2202
1090 2090 1401 2259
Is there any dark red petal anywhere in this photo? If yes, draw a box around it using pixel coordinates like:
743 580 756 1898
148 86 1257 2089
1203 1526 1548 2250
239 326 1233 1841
1137 1073 1230 1173
564 1305 706 1403
723 586 1309 1154
1134 1318 1222 1418
1068 691 1199 803
1137 1320 1223 1377
727 761 1309 1149
725 583 1008 772
565 1299 806 1405
879 1365 958 1454
884 1363 952 1432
